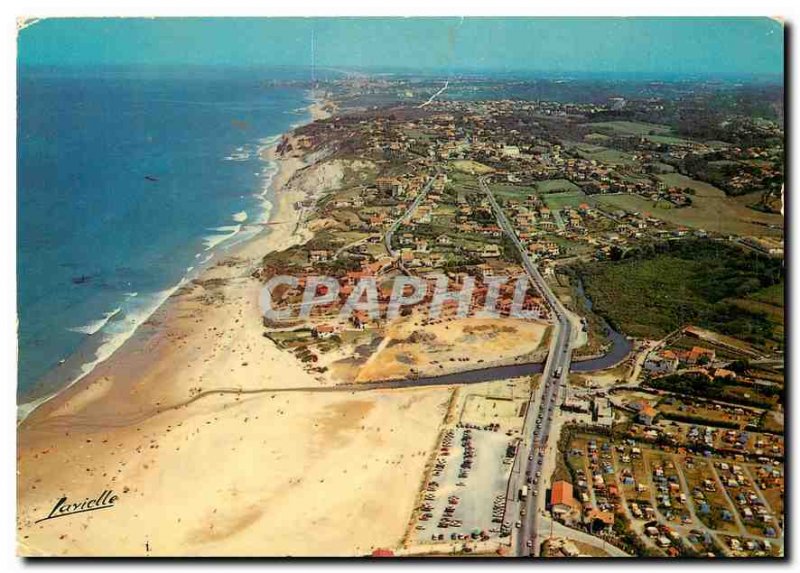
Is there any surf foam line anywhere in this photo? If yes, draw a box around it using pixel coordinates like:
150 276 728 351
202 224 242 251
17 278 188 424
19 106 319 424
67 307 122 336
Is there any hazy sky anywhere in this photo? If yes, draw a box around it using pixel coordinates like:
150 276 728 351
19 17 783 76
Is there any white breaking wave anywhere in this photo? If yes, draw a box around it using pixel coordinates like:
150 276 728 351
19 281 188 423
20 129 293 424
262 162 279 180
258 134 283 147
223 145 252 162
253 157 280 225
68 307 122 336
203 224 242 251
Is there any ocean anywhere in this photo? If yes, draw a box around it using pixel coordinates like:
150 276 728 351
17 65 311 403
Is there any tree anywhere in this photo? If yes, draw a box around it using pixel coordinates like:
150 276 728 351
728 358 750 374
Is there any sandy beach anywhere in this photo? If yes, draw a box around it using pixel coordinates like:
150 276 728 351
17 95 451 556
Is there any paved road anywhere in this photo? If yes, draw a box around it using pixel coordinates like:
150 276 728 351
333 234 377 259
480 177 576 557
384 174 438 257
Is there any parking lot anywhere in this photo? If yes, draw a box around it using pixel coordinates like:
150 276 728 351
414 425 513 544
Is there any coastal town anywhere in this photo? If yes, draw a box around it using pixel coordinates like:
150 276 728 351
17 71 784 558
253 75 785 557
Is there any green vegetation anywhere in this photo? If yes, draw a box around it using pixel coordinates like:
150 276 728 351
576 240 784 347
644 162 676 174
592 184 784 238
501 234 522 264
651 372 781 408
727 283 785 351
584 132 611 142
583 120 673 136
445 170 480 196
543 189 587 210
266 328 313 348
656 173 725 197
574 145 637 166
643 134 692 145
535 179 580 193
677 152 783 197
451 159 494 174
488 183 537 199
749 282 784 306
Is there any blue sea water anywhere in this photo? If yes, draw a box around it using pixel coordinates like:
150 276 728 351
17 65 311 403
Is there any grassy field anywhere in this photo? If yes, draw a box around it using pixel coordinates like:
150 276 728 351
451 159 494 174
536 179 581 193
656 173 726 196
571 142 606 153
643 134 693 146
576 240 784 345
645 162 676 174
580 253 701 338
544 189 587 209
552 236 594 256
579 147 638 166
728 283 785 349
403 128 434 142
591 186 784 238
447 169 479 187
584 132 612 143
583 121 673 136
749 282 784 306
489 183 538 199
489 179 583 202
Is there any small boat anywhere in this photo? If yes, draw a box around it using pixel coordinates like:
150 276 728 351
72 275 90 285
144 175 159 182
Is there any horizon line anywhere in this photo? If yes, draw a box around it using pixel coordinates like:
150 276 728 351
17 63 784 80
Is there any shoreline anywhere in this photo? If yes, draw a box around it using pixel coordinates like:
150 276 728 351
16 91 330 424
17 90 451 558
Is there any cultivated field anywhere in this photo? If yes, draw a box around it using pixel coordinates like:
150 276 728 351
592 173 783 237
